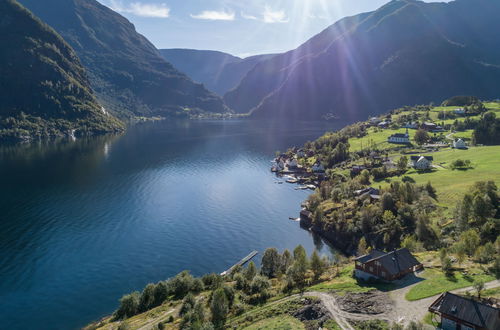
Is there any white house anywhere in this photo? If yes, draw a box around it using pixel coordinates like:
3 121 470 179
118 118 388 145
403 122 418 129
453 139 467 149
388 130 410 144
410 155 433 170
312 161 325 173
454 108 466 115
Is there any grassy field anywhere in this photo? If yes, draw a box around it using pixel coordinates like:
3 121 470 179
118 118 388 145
482 286 500 299
242 316 305 330
405 268 495 301
308 265 394 293
379 146 500 210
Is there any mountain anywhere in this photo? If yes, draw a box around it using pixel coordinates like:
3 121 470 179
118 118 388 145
225 0 500 121
19 0 229 119
0 0 123 142
159 49 276 96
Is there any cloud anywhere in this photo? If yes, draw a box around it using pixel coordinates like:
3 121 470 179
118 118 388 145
190 10 235 21
108 1 170 18
241 11 258 20
262 5 288 23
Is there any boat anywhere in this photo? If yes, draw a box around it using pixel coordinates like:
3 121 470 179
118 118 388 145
286 178 298 183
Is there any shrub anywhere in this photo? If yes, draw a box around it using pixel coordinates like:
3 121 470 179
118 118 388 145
115 292 140 319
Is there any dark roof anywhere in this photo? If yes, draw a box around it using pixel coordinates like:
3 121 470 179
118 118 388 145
429 292 500 330
410 155 434 161
355 248 422 276
355 250 386 263
390 133 409 138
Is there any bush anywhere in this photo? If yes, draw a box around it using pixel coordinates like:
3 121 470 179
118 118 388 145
450 159 472 170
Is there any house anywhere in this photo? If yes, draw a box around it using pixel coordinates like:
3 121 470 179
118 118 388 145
388 129 410 144
378 121 390 129
431 125 445 133
354 187 380 196
453 139 467 149
312 161 325 173
428 292 500 330
351 165 367 175
422 122 437 131
410 155 433 170
454 108 466 115
354 248 423 281
297 149 306 158
403 122 418 129
369 117 382 126
299 209 313 228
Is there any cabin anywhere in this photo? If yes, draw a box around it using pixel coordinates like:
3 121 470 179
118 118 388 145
388 131 410 144
354 248 423 281
454 108 466 115
299 209 313 228
410 155 433 170
428 292 500 330
453 139 467 149
297 149 306 158
312 161 325 173
354 187 380 197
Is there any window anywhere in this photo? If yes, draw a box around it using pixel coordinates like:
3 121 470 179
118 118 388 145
369 267 373 272
381 272 386 277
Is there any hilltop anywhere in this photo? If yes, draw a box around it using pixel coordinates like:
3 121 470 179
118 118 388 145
19 0 230 119
0 0 123 142
224 0 500 121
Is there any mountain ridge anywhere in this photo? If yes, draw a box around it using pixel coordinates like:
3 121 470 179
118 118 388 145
19 0 230 119
225 0 500 120
0 0 123 141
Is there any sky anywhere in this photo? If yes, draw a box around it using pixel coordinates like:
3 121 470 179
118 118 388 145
98 0 451 58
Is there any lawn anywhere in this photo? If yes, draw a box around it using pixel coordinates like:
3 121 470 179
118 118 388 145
405 268 495 301
349 127 409 152
308 265 394 293
380 146 500 209
242 316 305 330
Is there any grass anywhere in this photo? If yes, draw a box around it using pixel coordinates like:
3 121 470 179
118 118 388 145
405 268 495 301
242 316 305 330
379 146 500 210
349 127 409 152
308 265 394 294
323 319 342 330
423 312 440 327
482 286 500 299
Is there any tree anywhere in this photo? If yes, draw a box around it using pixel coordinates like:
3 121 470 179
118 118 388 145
310 250 326 281
179 293 196 316
245 261 257 281
442 257 453 277
359 169 370 185
115 292 140 319
210 288 228 329
460 229 480 256
397 156 408 173
139 283 157 312
414 129 429 145
280 249 293 274
293 245 308 264
473 280 485 299
357 237 368 255
261 248 281 278
425 181 437 199
380 192 395 212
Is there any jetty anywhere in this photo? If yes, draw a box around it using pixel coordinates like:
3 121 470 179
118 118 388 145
220 250 258 276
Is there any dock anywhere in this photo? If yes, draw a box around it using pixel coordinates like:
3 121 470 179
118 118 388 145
220 250 258 276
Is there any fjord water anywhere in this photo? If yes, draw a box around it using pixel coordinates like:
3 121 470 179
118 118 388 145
0 119 345 329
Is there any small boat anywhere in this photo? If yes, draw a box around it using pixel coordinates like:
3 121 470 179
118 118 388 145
286 178 298 183
306 184 316 190
295 186 309 190
289 217 300 221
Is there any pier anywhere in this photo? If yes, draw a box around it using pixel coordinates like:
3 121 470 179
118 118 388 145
220 250 258 276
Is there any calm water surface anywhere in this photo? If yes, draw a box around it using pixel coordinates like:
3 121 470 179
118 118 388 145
0 119 346 329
